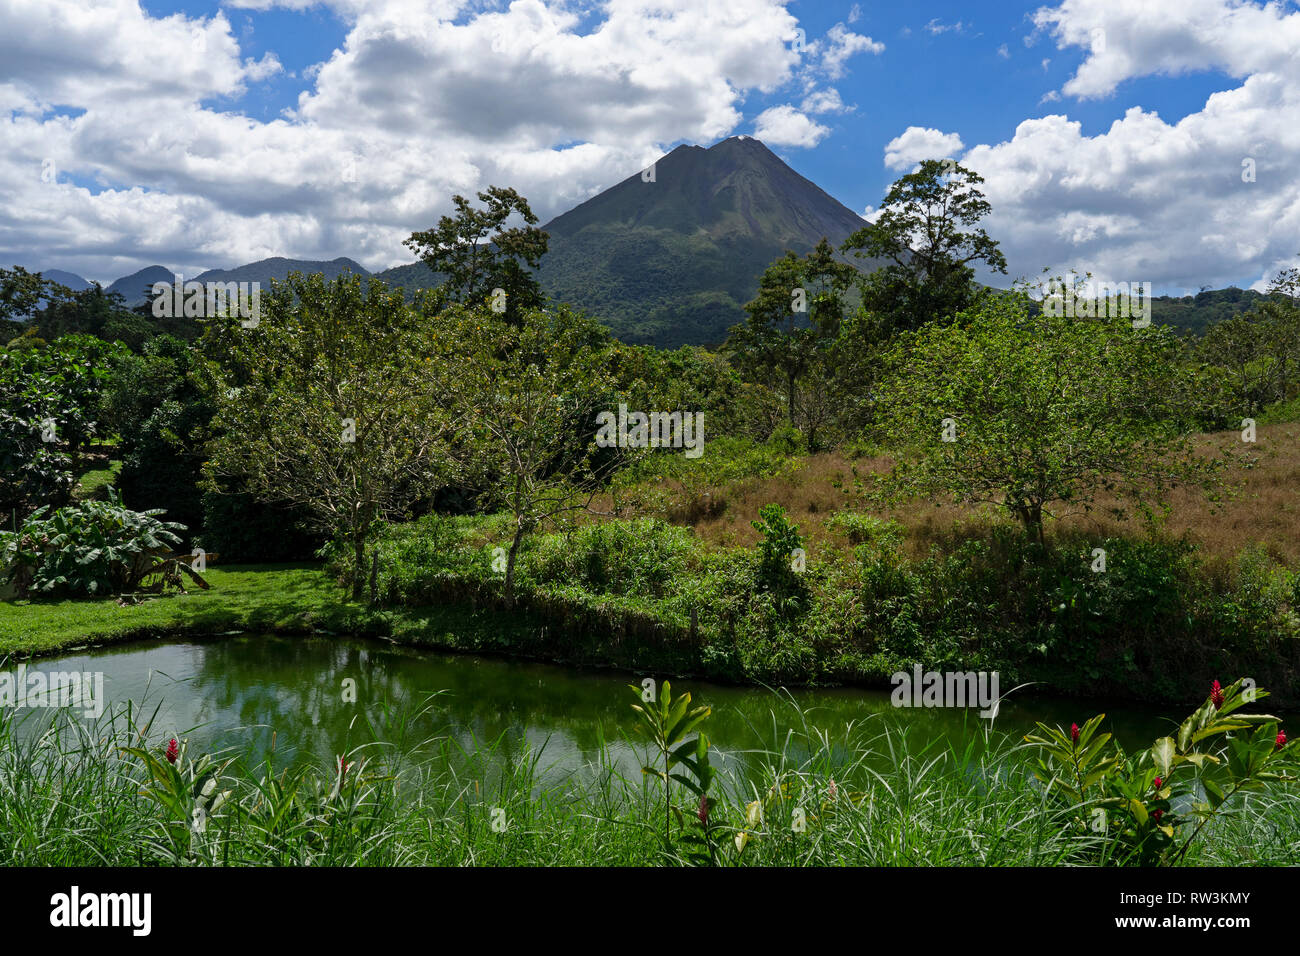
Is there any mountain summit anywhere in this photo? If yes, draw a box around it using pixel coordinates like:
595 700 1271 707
535 136 875 345
376 137 879 346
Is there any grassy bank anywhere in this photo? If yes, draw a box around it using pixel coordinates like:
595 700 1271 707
350 510 1300 708
3 694 1297 866
0 565 531 661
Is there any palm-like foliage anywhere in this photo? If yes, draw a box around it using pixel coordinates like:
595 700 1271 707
0 488 201 597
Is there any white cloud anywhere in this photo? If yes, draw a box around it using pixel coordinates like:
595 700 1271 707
753 105 830 147
943 0 1299 290
848 3 862 24
960 72 1300 290
815 23 885 80
1031 0 1300 99
0 0 848 281
883 127 965 170
801 88 851 114
925 19 966 35
997 43 1010 59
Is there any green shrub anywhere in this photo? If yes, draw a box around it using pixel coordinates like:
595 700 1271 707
526 518 697 597
825 511 903 551
0 488 193 597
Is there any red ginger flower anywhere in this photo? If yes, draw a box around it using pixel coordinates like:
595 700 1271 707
1211 680 1224 710
1276 730 1287 751
165 738 178 764
1152 809 1164 823
1070 723 1080 744
1153 776 1162 790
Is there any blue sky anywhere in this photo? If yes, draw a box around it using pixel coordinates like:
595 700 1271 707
3 0 1298 292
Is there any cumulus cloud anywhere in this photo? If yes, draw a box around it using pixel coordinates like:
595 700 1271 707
1031 0 1300 99
753 105 830 147
883 127 965 170
946 0 1300 289
816 23 885 80
801 88 851 114
0 0 843 280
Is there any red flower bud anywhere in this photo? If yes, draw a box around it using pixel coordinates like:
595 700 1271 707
1153 776 1162 790
1276 730 1287 751
1210 680 1224 710
1070 723 1080 744
697 793 709 825
165 738 178 764
339 755 351 778
1152 809 1164 823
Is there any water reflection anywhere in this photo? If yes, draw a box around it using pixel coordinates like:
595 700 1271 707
11 634 1198 790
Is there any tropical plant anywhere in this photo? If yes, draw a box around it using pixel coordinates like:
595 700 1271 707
629 680 717 863
752 503 807 605
1026 678 1296 865
195 272 449 599
403 186 549 323
872 292 1228 544
428 304 635 601
0 488 202 597
841 159 1006 336
726 238 855 431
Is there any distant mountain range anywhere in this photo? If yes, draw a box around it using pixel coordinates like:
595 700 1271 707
98 257 369 307
26 137 1278 346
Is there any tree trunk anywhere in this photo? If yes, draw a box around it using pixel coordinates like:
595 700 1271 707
503 522 525 608
352 531 366 601
787 370 797 425
1011 499 1045 548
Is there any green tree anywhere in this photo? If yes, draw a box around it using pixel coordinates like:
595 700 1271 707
726 238 854 439
871 293 1224 544
842 159 1006 335
0 335 124 521
195 272 448 598
404 187 549 322
1257 265 1300 406
428 304 632 600
0 267 71 323
32 285 133 341
1198 315 1271 416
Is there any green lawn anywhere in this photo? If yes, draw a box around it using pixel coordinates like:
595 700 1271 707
0 564 545 661
73 458 122 500
0 565 353 657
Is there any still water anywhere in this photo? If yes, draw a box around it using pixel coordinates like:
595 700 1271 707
8 633 1193 789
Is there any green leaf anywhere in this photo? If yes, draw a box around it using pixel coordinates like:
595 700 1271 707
1150 737 1175 778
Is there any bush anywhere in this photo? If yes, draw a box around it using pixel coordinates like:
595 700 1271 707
0 488 192 598
527 518 697 597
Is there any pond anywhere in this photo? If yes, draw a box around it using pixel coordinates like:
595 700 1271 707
4 633 1198 791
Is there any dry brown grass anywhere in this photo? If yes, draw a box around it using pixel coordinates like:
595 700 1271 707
604 423 1300 565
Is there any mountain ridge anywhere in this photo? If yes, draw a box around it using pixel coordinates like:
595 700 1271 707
376 136 884 346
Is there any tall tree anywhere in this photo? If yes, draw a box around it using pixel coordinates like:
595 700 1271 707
872 293 1223 545
427 304 634 601
404 187 549 322
725 238 854 439
196 272 448 599
842 159 1006 335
